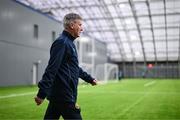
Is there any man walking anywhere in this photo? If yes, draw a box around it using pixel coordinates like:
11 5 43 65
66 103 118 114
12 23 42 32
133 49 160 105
34 13 97 120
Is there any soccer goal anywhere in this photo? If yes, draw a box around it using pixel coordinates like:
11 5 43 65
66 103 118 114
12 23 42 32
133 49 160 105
95 63 119 83
79 63 93 83
79 63 93 74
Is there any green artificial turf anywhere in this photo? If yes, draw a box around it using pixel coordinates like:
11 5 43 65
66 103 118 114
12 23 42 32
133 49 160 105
0 79 180 120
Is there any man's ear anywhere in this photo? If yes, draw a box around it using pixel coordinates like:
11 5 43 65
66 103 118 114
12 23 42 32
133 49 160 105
70 23 74 29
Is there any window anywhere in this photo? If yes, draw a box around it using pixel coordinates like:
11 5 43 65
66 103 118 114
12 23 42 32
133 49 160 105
52 31 56 42
34 24 38 39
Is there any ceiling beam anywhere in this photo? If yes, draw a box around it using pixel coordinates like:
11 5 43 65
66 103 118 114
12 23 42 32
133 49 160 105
98 0 126 61
104 38 179 43
146 0 157 64
39 0 180 12
82 12 180 21
163 0 169 62
39 0 166 12
112 0 136 62
129 0 147 65
112 51 178 55
84 26 180 32
80 4 107 43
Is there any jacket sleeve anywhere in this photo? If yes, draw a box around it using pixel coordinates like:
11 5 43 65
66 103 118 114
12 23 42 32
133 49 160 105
37 40 66 99
79 67 94 83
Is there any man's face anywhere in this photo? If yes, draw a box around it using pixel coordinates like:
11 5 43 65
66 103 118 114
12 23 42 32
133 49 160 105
71 19 83 38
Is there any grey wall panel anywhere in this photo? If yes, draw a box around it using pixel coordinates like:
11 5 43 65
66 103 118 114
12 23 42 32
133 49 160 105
0 39 49 86
0 0 61 49
0 0 62 86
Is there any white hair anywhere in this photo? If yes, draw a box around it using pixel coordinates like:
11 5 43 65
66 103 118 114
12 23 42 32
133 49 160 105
63 13 82 29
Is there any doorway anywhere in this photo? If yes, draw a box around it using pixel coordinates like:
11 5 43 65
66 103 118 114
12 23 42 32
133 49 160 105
32 63 38 85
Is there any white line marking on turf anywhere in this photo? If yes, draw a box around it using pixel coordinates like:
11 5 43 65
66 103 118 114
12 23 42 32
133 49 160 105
119 94 147 117
0 92 36 99
0 101 32 109
79 91 180 95
144 81 156 87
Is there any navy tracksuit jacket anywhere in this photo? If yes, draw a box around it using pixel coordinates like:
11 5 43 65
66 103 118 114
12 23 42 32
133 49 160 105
37 30 94 103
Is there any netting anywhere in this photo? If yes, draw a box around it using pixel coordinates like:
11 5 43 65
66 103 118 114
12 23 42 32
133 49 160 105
95 63 118 83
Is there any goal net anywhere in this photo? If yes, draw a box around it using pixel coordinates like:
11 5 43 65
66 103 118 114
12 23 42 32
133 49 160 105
95 63 119 83
79 63 93 83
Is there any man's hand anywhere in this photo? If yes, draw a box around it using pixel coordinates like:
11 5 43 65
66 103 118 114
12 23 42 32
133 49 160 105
91 79 98 86
34 96 44 106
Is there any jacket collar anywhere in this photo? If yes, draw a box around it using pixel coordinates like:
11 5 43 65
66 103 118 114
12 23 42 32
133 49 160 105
62 30 76 41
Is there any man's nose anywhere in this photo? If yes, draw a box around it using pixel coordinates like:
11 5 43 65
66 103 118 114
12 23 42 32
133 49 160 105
81 27 83 32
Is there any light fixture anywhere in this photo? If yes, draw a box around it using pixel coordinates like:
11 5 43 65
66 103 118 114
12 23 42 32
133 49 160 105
125 19 132 24
135 51 140 56
119 4 126 9
130 35 137 40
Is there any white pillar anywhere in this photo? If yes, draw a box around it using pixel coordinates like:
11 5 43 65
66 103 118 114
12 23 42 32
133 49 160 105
79 40 83 65
91 39 95 76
